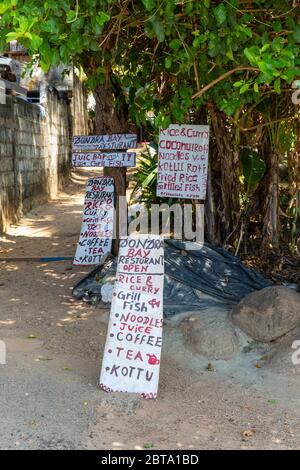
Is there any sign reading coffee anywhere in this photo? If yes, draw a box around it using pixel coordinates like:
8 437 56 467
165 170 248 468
73 177 114 266
99 235 164 399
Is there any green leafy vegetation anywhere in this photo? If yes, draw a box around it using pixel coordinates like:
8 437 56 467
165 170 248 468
1 0 299 254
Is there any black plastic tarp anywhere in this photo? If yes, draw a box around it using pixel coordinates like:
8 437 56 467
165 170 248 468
72 240 271 317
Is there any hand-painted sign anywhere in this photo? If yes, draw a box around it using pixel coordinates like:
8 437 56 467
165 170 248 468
72 134 137 151
99 235 164 399
72 152 136 168
73 177 114 266
156 124 209 200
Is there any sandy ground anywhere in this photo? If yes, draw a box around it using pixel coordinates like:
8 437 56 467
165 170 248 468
1 168 300 450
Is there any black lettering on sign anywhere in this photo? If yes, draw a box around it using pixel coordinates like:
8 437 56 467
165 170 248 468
72 134 137 151
157 124 209 200
73 177 114 266
99 235 164 398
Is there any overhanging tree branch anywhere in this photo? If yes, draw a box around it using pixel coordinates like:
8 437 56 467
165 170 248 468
192 67 260 100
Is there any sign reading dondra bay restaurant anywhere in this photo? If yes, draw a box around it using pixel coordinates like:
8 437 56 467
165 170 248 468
100 235 164 399
72 133 137 168
73 177 114 266
157 124 209 200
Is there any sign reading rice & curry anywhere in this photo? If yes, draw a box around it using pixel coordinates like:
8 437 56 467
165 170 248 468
73 177 114 266
157 124 209 200
100 235 164 398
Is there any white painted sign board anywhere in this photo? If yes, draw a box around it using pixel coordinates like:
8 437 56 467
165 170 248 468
73 177 114 266
72 134 137 151
156 124 209 200
71 152 136 168
100 235 164 399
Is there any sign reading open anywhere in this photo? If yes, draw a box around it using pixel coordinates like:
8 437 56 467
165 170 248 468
100 235 164 399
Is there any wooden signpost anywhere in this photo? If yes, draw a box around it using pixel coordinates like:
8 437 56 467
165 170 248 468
156 124 209 200
99 235 164 399
73 177 114 266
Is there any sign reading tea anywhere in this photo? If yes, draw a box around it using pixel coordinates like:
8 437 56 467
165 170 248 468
100 235 164 399
157 124 209 200
72 134 137 151
72 152 136 168
73 177 114 266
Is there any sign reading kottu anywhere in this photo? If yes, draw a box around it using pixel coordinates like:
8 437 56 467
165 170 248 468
100 235 164 399
72 134 137 151
157 124 209 200
72 152 136 168
73 177 114 266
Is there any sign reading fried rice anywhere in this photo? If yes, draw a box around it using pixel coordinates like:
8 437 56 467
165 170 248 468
157 124 209 200
73 177 114 266
99 235 164 399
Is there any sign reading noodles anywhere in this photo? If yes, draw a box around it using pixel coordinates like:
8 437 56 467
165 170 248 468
73 177 114 266
99 235 164 399
157 124 209 200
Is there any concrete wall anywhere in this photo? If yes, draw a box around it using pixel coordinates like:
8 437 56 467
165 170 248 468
0 92 72 232
72 73 89 136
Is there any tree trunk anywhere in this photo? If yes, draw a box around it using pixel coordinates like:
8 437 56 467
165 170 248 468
261 147 280 251
207 100 240 246
93 83 130 255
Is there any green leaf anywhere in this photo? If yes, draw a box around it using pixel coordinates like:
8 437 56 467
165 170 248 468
274 77 281 94
214 4 227 25
240 148 266 188
240 82 250 94
66 10 77 23
96 11 110 26
169 38 181 50
192 36 202 48
31 34 43 51
179 85 191 99
165 56 172 68
144 442 154 449
40 18 60 33
293 25 300 43
6 32 21 42
151 17 165 42
244 46 260 65
258 61 274 75
142 0 155 10
260 43 271 53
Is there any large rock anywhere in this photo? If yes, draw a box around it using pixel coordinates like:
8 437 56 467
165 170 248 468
231 286 300 342
181 309 240 359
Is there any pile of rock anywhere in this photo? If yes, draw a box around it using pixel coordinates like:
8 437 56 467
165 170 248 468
180 286 300 365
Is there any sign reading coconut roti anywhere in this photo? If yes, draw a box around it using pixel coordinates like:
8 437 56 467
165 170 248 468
73 177 114 266
100 235 164 399
157 124 209 200
72 133 137 151
72 152 136 168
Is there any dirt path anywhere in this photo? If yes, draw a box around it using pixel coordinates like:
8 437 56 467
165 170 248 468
0 169 300 450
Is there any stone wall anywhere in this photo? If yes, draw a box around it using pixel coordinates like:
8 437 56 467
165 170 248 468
0 91 74 232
